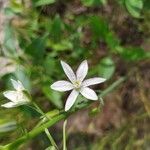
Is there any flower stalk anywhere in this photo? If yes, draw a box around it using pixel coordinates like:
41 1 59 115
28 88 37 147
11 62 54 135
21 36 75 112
63 120 67 150
32 102 59 150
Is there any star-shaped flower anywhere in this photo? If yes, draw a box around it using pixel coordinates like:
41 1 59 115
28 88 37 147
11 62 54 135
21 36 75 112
1 79 30 108
51 60 106 111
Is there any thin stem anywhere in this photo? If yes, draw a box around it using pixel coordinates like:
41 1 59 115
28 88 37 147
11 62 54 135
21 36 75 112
45 128 59 150
32 102 58 150
100 77 126 98
32 102 48 119
4 113 68 150
63 120 67 150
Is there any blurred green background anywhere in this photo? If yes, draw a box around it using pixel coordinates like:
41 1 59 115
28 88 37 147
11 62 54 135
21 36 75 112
0 0 150 149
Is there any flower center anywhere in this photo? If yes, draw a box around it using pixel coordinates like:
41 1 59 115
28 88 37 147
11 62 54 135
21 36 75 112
73 80 81 89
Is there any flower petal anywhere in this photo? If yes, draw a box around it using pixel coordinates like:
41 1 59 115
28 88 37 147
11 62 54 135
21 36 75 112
61 61 76 83
1 102 18 108
3 91 19 102
51 80 74 92
76 60 88 82
65 90 79 111
80 87 98 100
11 79 24 91
82 77 106 87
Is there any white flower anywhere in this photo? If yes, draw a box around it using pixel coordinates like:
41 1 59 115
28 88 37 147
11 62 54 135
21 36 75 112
1 79 30 108
51 60 106 111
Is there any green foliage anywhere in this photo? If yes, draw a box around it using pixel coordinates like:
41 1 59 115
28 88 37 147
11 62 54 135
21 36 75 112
143 0 150 10
120 46 149 61
98 57 115 80
125 0 143 18
26 35 48 63
50 15 63 42
81 0 107 6
3 24 17 56
42 86 63 109
90 16 109 40
33 0 56 7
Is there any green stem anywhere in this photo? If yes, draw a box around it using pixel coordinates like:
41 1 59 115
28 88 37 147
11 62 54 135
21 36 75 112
100 77 126 98
32 102 48 119
45 128 59 150
63 120 67 150
32 102 58 150
3 77 126 150
4 113 68 150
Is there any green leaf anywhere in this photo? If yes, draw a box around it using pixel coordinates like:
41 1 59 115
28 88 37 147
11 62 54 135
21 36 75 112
143 0 150 10
81 0 97 6
44 58 57 75
50 15 63 42
34 0 56 7
26 35 47 63
4 24 17 56
20 105 41 118
42 86 63 109
105 32 120 50
10 0 24 13
4 7 16 17
81 0 107 7
90 16 109 40
125 0 143 18
48 40 73 51
98 57 115 80
120 47 147 61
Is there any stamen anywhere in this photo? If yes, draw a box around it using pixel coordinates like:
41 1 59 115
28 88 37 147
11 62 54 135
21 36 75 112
73 81 81 89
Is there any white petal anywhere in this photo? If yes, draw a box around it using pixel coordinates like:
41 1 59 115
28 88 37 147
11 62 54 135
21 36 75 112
61 61 76 83
80 87 98 100
82 77 106 87
76 60 88 82
17 80 25 90
65 90 79 111
51 80 74 92
3 91 19 102
1 102 17 108
11 79 24 91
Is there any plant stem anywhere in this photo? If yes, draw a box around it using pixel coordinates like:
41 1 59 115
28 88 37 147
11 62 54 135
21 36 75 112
45 128 59 150
3 77 126 150
100 77 126 98
63 120 67 150
32 102 59 150
32 102 48 119
4 113 68 150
